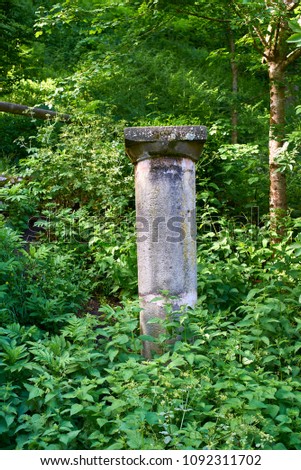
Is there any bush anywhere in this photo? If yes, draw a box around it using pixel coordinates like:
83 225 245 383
0 219 91 329
1 292 301 450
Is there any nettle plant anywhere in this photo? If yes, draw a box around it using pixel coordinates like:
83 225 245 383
1 236 301 452
0 218 91 329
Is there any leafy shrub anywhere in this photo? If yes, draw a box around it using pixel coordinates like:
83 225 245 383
1 263 301 450
0 219 91 329
0 113 137 297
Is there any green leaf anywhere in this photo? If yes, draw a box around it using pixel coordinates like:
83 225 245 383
277 426 292 433
107 443 124 450
185 353 195 365
122 369 134 381
59 430 81 446
248 177 259 185
266 404 279 418
167 356 186 368
63 392 77 399
287 33 301 45
5 415 15 427
276 415 291 424
157 352 170 363
288 20 301 33
115 334 129 345
275 388 294 400
145 412 159 425
247 400 266 409
223 398 243 409
262 355 277 364
273 443 287 450
45 392 57 403
289 433 301 447
105 399 127 414
139 335 156 342
126 430 144 449
108 349 118 362
25 384 43 401
70 404 84 416
194 354 212 366
97 418 107 429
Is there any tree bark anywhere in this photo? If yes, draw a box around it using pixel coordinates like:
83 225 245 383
263 1 300 237
268 61 287 229
0 101 71 122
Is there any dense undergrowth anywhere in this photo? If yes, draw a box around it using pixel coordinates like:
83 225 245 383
0 116 301 450
1 185 301 449
1 0 301 451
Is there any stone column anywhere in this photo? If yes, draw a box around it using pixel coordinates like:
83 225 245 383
124 126 207 358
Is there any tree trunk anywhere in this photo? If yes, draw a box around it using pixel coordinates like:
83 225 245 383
0 101 71 122
229 29 238 144
268 62 287 235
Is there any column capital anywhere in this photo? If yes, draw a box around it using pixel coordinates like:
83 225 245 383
124 125 207 163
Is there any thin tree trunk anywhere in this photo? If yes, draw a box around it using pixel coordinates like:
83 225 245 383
268 61 287 235
229 29 238 144
0 101 71 122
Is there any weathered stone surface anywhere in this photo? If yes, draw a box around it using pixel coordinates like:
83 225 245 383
124 125 207 163
125 125 207 358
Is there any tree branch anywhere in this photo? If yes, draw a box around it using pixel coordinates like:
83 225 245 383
284 46 301 67
231 0 268 47
252 24 269 48
271 20 280 56
0 101 71 122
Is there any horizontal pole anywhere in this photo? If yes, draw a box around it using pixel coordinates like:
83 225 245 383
0 101 71 123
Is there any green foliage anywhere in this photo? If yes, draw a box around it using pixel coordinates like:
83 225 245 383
1 207 301 449
1 0 301 452
1 241 301 450
0 218 91 329
287 19 301 46
214 143 269 215
0 0 35 91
